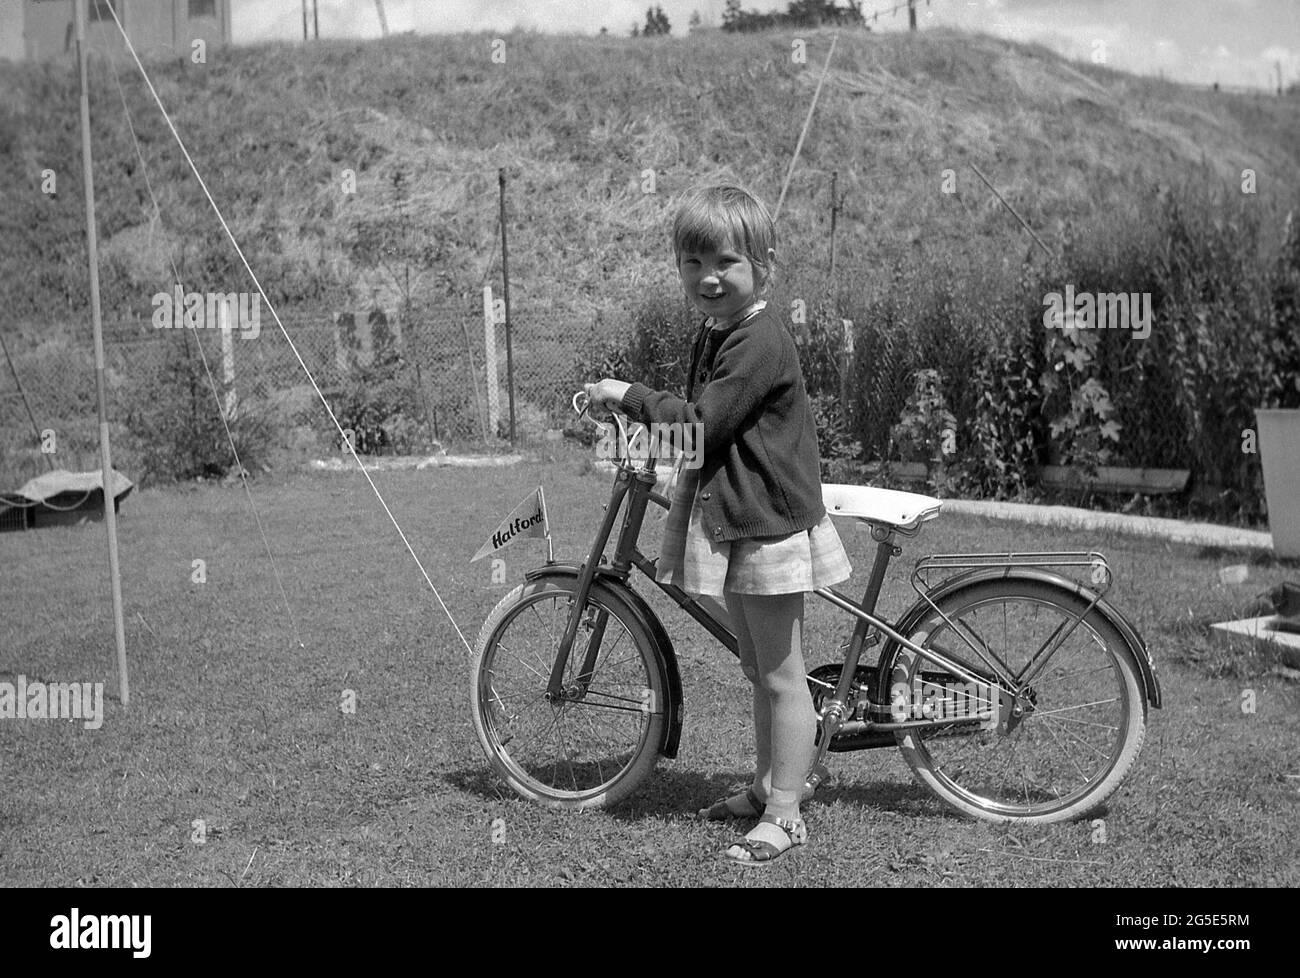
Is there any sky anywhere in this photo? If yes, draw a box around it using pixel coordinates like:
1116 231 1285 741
1 0 1297 90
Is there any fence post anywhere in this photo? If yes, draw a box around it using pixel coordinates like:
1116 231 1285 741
483 285 501 435
840 317 854 432
219 297 237 419
335 311 358 373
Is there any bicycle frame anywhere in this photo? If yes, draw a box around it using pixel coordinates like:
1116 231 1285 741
537 395 1161 761
542 430 1107 751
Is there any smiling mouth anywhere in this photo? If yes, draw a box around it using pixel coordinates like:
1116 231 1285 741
700 292 725 300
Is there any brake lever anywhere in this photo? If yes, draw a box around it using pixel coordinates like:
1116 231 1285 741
574 390 652 470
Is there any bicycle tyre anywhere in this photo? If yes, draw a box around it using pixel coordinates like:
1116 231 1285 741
880 578 1147 825
470 576 666 810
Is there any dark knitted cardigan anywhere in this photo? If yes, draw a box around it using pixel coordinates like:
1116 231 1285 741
620 303 826 543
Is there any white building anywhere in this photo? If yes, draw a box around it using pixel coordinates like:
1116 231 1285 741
12 0 231 62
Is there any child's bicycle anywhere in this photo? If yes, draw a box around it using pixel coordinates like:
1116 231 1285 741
469 392 1162 824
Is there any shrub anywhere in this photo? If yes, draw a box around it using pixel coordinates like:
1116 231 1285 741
1264 209 1300 409
573 292 699 396
953 316 1044 499
1040 328 1122 471
889 368 957 491
333 355 436 454
572 186 1300 525
810 392 863 483
120 338 281 483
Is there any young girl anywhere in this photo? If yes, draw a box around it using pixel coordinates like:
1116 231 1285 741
584 185 852 865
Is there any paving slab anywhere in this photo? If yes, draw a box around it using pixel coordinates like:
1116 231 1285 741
1209 615 1300 668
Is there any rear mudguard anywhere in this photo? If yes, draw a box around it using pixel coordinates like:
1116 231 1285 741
524 563 684 759
876 565 1162 709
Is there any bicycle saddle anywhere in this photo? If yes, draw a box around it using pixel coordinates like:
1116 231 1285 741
822 484 943 531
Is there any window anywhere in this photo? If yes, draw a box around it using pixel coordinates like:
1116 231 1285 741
189 0 217 17
89 0 118 22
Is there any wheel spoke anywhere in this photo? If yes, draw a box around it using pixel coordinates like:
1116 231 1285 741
509 656 550 684
1034 713 1111 761
1033 703 1119 724
1036 711 1095 781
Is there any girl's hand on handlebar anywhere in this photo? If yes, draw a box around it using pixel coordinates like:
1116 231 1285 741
583 379 631 417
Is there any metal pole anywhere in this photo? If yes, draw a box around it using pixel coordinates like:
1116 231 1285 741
313 0 319 39
773 33 837 223
75 0 130 708
968 162 1054 260
498 168 516 447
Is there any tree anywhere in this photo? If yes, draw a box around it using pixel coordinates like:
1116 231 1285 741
642 5 671 35
722 0 864 32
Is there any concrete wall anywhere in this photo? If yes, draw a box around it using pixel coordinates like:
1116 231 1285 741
22 0 231 62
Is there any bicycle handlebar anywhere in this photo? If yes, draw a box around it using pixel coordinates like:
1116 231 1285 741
573 389 659 474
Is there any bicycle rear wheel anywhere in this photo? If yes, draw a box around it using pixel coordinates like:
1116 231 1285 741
881 579 1147 824
470 576 666 809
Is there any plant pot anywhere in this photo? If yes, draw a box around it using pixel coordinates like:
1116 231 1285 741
1256 408 1300 559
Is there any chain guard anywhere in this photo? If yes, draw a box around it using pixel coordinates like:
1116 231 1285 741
808 663 989 746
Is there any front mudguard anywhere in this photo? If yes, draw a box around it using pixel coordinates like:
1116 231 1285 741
877 565 1162 709
523 563 684 759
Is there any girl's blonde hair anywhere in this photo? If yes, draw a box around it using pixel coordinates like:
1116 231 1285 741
671 185 777 294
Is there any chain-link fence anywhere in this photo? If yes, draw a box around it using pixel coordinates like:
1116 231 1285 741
0 295 1255 504
0 300 594 484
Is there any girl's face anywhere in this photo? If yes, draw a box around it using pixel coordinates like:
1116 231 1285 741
678 240 770 322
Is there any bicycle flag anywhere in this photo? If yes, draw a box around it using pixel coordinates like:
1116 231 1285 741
471 486 550 562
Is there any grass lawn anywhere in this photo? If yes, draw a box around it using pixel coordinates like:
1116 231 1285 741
2 446 1298 887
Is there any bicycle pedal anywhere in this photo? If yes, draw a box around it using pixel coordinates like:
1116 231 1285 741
802 763 831 799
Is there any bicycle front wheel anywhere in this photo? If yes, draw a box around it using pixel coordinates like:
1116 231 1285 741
470 576 666 810
882 579 1147 825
